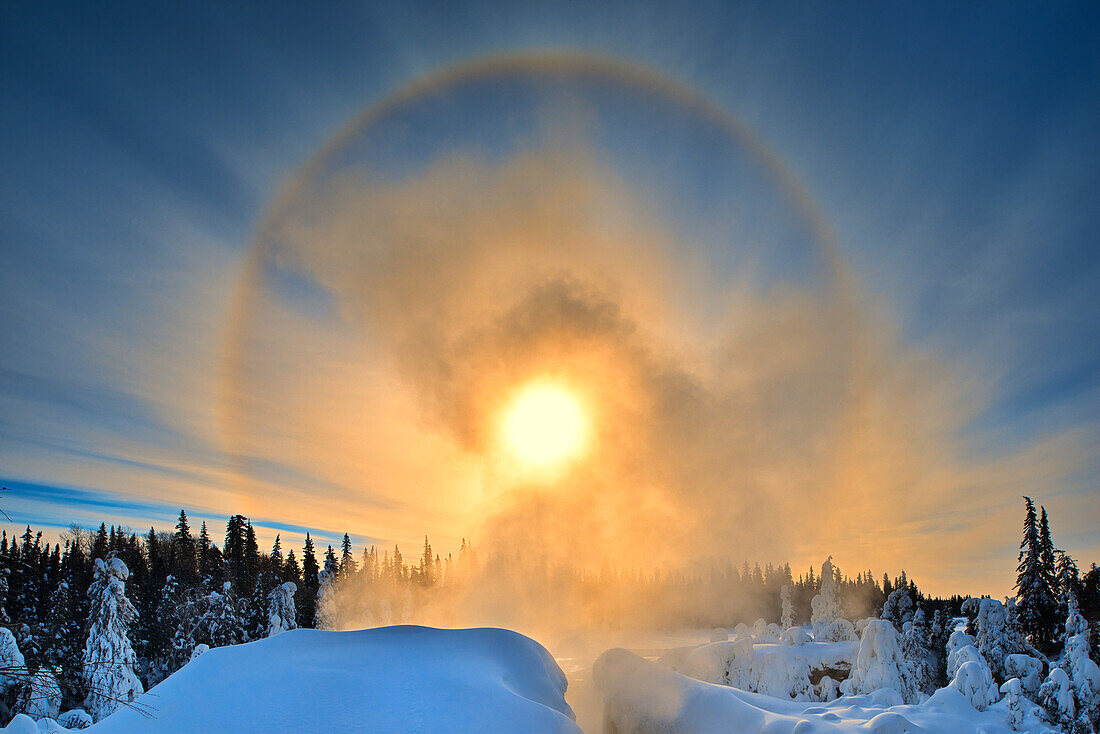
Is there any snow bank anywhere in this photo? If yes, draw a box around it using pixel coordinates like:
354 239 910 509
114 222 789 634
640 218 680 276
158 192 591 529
596 648 1040 733
15 626 579 734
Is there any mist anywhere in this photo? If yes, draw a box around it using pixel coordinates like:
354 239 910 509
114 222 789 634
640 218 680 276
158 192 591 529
225 107 1087 636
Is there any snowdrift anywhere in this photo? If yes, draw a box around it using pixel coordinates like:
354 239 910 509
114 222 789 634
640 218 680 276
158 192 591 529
17 626 580 734
595 648 1034 733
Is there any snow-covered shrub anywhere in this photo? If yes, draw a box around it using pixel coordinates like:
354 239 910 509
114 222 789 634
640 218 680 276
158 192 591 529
1005 654 1044 696
56 708 93 729
1000 677 1039 730
780 627 811 646
780 585 795 630
841 618 917 704
882 588 913 630
946 629 977 679
267 582 298 637
811 557 856 643
82 556 143 722
948 657 999 711
17 668 61 720
709 628 727 643
1039 666 1076 730
189 644 209 662
732 622 751 638
750 619 781 643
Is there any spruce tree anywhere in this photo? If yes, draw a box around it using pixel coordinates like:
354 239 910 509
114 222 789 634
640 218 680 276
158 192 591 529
299 535 319 629
83 556 142 722
340 534 357 578
1016 497 1058 646
91 524 108 561
171 510 198 586
284 549 301 586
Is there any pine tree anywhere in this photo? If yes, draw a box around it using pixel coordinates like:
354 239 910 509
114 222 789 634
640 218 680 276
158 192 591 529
1015 496 1058 646
83 556 143 722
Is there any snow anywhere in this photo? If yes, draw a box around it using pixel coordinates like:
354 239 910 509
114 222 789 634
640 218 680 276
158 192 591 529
1004 653 1044 695
840 619 916 704
11 626 579 733
596 647 1049 733
657 632 856 701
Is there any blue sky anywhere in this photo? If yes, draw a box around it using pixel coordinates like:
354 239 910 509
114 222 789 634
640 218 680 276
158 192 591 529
1 1 1098 585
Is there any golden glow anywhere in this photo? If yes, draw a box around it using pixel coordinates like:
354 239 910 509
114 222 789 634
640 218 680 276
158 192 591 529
502 382 588 467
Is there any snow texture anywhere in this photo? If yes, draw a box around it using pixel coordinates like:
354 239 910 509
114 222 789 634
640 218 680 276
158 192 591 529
12 626 578 734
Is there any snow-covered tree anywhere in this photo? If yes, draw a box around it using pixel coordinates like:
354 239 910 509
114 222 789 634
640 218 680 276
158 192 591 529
82 557 143 722
974 597 1022 682
196 582 244 649
810 557 855 643
1016 497 1058 646
882 588 913 631
1005 654 1045 697
1039 667 1077 731
780 585 795 630
946 631 977 679
841 619 917 704
0 627 27 717
945 646 999 711
901 607 935 695
316 548 340 630
1000 677 1039 731
929 609 951 687
1061 593 1100 731
266 582 297 637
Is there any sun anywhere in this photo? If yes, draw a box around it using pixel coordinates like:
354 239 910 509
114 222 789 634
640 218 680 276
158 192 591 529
502 382 589 467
